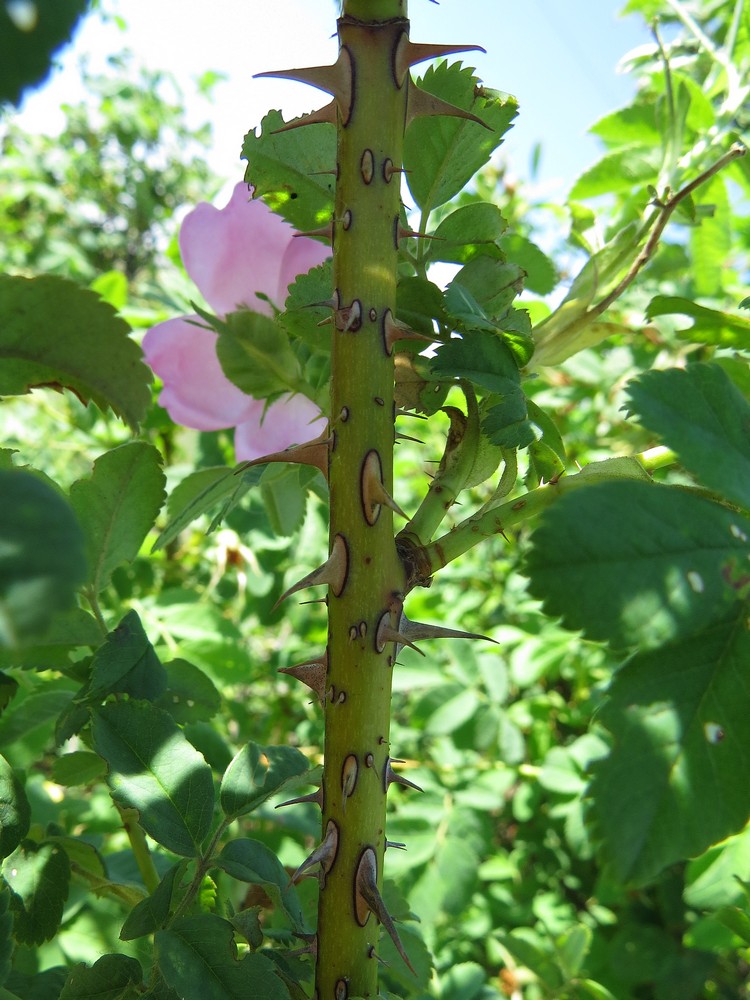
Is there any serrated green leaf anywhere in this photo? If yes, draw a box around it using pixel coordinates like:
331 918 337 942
91 700 214 857
556 924 591 979
241 110 335 231
626 363 750 509
690 176 731 297
590 103 661 147
219 742 309 821
715 906 750 944
79 610 166 705
154 465 263 552
215 839 306 931
0 606 101 671
569 145 660 199
527 480 750 649
645 295 750 347
4 967 68 1000
498 234 557 295
431 328 519 393
4 840 70 945
120 862 186 941
424 203 507 265
450 257 525 322
396 277 447 336
59 955 142 1000
260 465 317 537
0 755 29 860
404 62 518 212
0 275 151 429
0 470 86 647
591 607 750 884
0 690 73 748
69 442 166 595
281 260 333 351
156 660 221 725
156 915 290 1000
51 751 107 787
215 310 309 402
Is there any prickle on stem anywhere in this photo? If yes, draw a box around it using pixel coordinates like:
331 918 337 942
291 819 339 886
354 848 415 975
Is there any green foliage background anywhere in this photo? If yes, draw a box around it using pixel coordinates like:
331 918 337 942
1 0 750 998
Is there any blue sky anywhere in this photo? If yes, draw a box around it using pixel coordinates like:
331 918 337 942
9 0 655 199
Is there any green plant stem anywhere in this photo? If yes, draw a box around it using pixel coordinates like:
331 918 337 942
415 459 651 579
117 805 160 895
169 823 228 924
84 586 109 637
316 1 411 994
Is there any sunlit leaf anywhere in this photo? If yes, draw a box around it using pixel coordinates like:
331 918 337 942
69 442 166 595
91 700 214 857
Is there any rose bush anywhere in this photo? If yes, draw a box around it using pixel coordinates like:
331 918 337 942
143 183 329 459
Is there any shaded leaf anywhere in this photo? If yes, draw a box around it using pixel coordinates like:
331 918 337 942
527 480 750 649
626 363 750 509
156 915 290 1000
4 840 70 945
220 742 309 821
591 607 750 884
91 700 214 857
0 275 151 428
216 838 306 931
120 863 186 941
59 955 142 1000
0 470 86 647
154 466 263 552
0 884 12 986
80 610 167 705
0 755 30 859
69 443 165 595
156 660 221 725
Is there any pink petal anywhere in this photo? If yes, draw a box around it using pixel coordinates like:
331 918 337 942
234 394 327 462
180 183 329 316
142 317 260 431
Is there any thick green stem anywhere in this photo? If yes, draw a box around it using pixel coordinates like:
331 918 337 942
316 3 408 997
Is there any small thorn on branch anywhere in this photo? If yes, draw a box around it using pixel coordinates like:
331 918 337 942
291 819 339 886
275 786 324 810
235 430 332 479
354 848 415 975
278 652 328 701
273 533 349 609
384 757 424 794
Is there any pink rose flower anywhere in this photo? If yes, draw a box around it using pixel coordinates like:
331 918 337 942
142 183 329 460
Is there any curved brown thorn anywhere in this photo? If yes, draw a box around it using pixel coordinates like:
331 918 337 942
275 787 324 810
393 32 486 85
384 758 424 794
375 612 425 657
291 819 339 886
398 613 497 645
382 309 433 355
235 430 332 479
361 449 408 524
406 84 491 130
271 100 338 133
278 652 328 701
273 533 349 609
256 47 354 123
354 848 415 975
